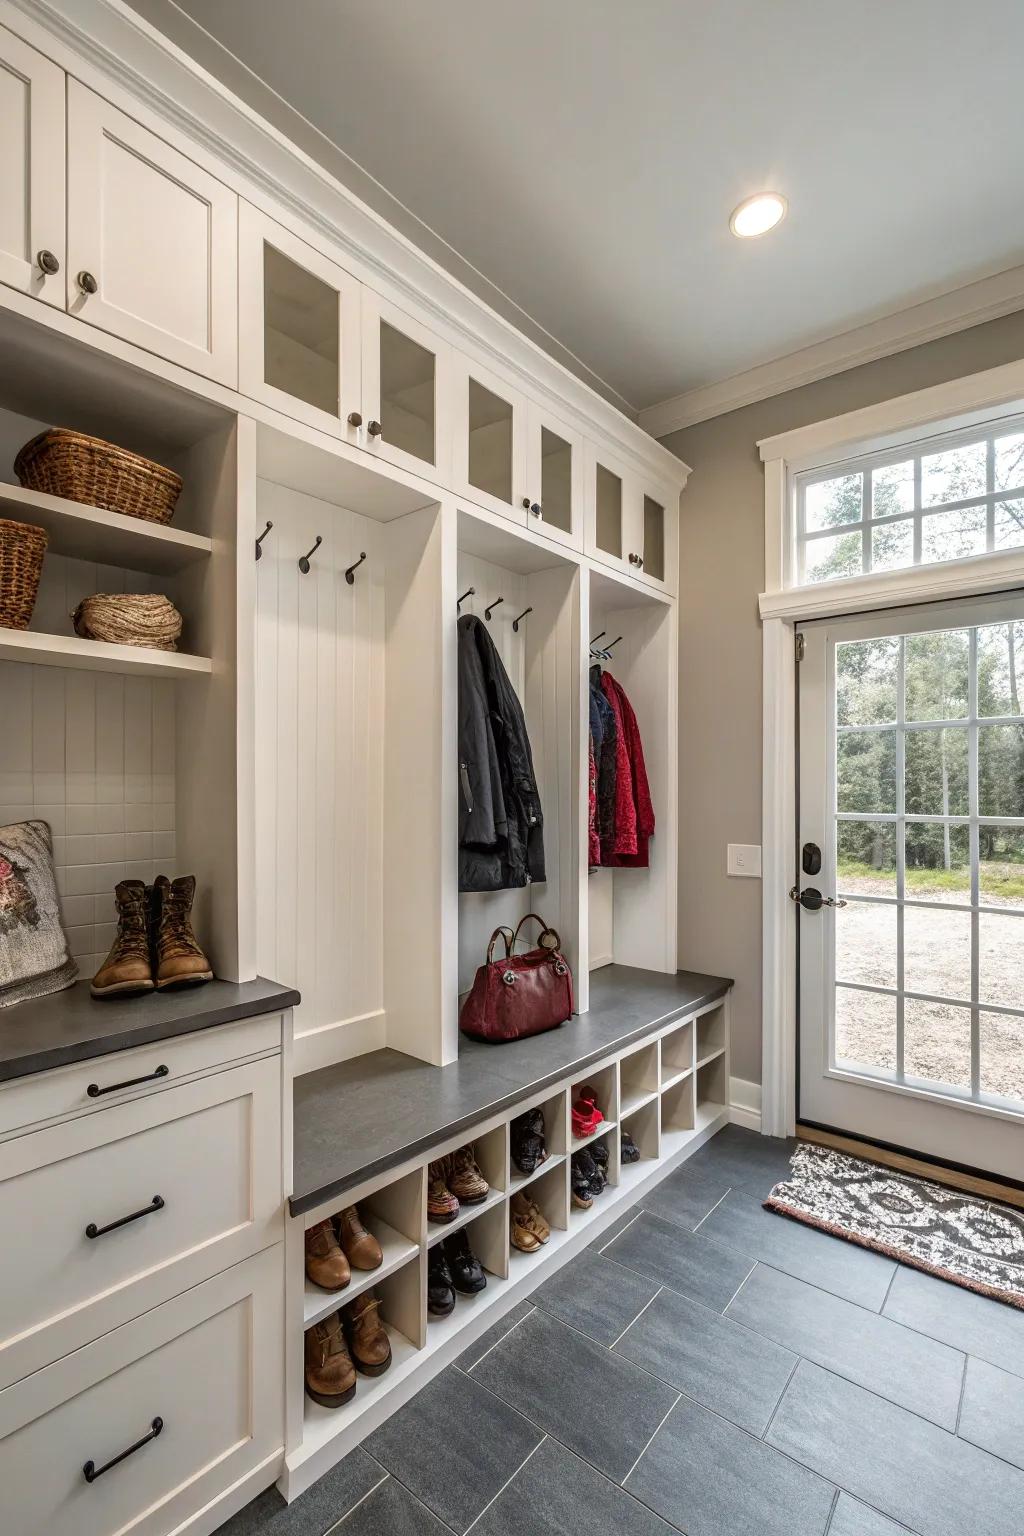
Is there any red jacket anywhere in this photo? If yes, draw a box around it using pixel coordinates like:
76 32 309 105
599 672 654 867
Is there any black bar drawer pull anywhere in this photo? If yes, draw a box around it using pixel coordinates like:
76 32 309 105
84 1417 163 1483
87 1064 168 1098
86 1195 164 1240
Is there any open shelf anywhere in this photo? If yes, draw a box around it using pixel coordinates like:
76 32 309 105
695 1045 727 1071
426 1186 506 1248
0 626 212 676
303 1216 420 1328
0 482 213 574
509 1150 566 1194
659 1065 693 1093
301 1322 420 1454
695 1051 728 1131
570 1118 616 1153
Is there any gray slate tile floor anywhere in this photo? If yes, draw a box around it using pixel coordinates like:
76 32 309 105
216 1124 1024 1535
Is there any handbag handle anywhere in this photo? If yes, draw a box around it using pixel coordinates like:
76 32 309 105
486 926 515 963
512 912 562 953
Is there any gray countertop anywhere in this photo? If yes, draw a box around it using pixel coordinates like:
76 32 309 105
291 965 731 1216
0 976 301 1083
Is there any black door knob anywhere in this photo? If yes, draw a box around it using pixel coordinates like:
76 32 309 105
77 270 98 295
37 249 60 275
347 411 363 427
367 420 383 437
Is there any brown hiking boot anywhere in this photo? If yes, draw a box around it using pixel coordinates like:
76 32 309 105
91 880 154 997
342 1291 392 1375
304 1314 356 1407
337 1206 383 1271
151 874 213 990
448 1145 489 1204
305 1218 351 1291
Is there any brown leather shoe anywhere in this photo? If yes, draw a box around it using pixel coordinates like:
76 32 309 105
91 880 154 997
342 1291 392 1376
304 1314 356 1407
151 874 213 989
305 1218 351 1291
510 1191 550 1246
448 1145 489 1204
337 1206 383 1271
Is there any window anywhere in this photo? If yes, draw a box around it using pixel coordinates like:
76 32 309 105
796 420 1024 586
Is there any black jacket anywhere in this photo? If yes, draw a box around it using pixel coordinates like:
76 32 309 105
458 614 545 892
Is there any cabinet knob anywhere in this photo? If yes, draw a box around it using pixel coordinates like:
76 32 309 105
36 249 60 276
77 270 98 296
628 552 643 567
367 420 383 437
347 411 363 428
530 502 542 519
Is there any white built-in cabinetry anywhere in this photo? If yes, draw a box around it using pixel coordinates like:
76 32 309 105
0 2 698 1527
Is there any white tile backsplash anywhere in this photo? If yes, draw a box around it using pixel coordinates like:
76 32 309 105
0 661 177 980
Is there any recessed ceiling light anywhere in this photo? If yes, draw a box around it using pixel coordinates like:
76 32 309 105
729 192 787 239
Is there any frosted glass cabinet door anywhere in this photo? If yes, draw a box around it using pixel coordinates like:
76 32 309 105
525 401 583 550
452 351 528 524
361 292 451 482
584 439 635 580
238 201 362 439
66 81 238 386
0 23 64 307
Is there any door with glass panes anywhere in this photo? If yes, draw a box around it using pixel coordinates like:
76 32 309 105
797 595 1024 1179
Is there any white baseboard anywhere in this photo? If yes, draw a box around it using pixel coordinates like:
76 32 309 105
729 1075 762 1133
291 1010 386 1076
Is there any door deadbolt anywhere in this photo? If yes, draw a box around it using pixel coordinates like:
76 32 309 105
802 842 821 876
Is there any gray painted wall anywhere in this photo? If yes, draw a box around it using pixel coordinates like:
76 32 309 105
663 310 1024 1090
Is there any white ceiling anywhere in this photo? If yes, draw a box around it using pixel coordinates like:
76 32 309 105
127 0 1024 417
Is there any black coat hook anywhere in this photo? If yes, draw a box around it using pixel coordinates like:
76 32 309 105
484 596 504 621
255 521 273 560
605 635 623 653
512 606 533 633
590 631 606 646
298 536 322 574
457 587 475 611
345 551 367 585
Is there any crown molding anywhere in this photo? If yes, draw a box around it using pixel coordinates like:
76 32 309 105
3 0 686 489
638 264 1024 441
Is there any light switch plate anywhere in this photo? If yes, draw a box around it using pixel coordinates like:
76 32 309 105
727 843 762 878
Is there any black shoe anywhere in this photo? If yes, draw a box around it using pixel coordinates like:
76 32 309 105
427 1248 456 1316
590 1140 609 1171
511 1107 548 1176
444 1231 487 1294
570 1152 594 1209
577 1145 607 1196
621 1128 640 1164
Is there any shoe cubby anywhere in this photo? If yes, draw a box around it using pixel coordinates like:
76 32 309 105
618 1099 661 1196
695 1001 728 1067
302 1168 423 1330
695 1050 729 1131
570 1062 617 1150
302 1252 424 1452
509 1087 569 1193
586 566 677 984
456 510 583 1024
427 1199 511 1343
618 1041 659 1115
660 1073 696 1159
426 1122 507 1247
509 1158 569 1277
660 1019 694 1090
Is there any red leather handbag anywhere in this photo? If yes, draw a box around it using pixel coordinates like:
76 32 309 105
459 913 574 1043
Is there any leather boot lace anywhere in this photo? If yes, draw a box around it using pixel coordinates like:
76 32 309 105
115 895 149 962
158 891 203 960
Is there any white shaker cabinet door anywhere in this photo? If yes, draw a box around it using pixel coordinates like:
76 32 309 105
0 23 65 307
66 80 238 386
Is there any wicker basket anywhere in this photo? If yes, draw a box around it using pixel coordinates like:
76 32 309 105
14 429 182 525
0 518 48 630
72 593 183 652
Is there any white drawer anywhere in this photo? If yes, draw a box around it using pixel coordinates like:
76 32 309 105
0 1012 281 1139
0 1247 283 1536
0 1057 282 1389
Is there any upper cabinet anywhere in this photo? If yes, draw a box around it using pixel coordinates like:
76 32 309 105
0 24 64 308
526 401 583 551
239 202 361 440
361 291 451 481
66 81 238 386
584 441 677 594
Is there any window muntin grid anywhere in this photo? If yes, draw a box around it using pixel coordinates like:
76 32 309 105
832 618 1024 1110
796 418 1024 586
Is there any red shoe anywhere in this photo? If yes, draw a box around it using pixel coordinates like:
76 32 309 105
572 1087 604 1139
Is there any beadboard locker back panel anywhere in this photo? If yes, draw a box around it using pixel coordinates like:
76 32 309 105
0 660 176 978
254 480 385 1058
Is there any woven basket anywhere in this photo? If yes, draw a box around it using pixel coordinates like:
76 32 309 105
0 518 48 630
72 593 182 652
14 429 182 525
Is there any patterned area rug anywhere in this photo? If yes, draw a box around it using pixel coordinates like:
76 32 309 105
765 1143 1024 1310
